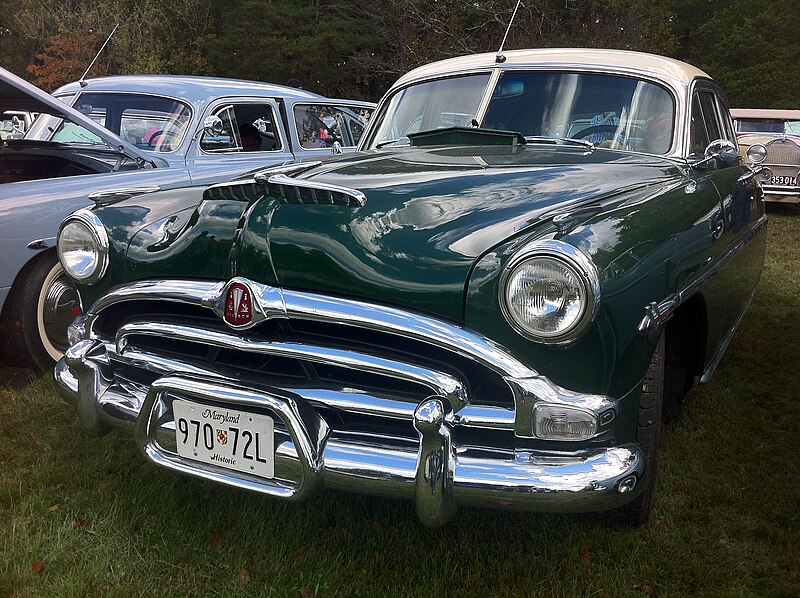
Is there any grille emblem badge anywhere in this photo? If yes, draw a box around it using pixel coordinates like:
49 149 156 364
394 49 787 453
224 282 253 326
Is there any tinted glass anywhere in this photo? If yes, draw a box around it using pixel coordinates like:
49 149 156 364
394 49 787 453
484 72 675 153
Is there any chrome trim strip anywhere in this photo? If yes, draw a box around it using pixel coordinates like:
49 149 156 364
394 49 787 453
638 213 768 334
251 160 323 183
115 319 468 411
264 173 367 207
700 282 759 384
473 68 502 125
88 186 162 206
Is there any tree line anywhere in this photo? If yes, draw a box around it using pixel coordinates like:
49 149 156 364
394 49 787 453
0 0 797 108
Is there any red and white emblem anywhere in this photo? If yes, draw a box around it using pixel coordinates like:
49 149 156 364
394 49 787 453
224 282 253 326
216 429 228 445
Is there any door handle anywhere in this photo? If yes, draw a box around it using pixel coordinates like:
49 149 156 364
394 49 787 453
712 218 725 239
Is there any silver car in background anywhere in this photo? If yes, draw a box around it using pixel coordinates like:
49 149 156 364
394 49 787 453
0 68 373 371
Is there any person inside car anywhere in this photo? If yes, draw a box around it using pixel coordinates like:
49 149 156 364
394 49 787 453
238 123 262 151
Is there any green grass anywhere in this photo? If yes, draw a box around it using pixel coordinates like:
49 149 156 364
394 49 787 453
1 207 798 597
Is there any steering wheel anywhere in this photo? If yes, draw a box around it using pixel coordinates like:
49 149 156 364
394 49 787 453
573 124 619 139
148 129 180 148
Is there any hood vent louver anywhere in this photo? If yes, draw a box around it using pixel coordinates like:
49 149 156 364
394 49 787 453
262 173 366 207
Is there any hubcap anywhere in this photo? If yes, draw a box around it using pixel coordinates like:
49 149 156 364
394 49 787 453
42 269 81 352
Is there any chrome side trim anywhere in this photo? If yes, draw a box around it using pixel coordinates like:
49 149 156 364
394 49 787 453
638 213 768 334
88 186 161 206
700 283 759 384
251 161 323 182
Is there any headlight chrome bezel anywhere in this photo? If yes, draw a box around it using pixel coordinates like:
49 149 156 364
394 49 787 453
746 143 767 164
57 208 109 285
499 240 601 345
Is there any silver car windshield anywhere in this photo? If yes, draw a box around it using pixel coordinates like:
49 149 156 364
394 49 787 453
366 70 676 154
26 93 192 153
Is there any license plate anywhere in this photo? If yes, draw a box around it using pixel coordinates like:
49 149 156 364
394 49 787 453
173 399 274 478
770 175 797 187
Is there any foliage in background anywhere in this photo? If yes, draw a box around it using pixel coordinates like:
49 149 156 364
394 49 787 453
0 0 797 104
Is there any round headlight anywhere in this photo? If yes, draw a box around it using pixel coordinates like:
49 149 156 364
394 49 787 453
501 240 600 344
746 143 767 164
57 209 109 284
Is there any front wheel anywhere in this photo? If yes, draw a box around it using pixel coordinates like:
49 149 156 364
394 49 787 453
608 333 665 526
0 254 81 370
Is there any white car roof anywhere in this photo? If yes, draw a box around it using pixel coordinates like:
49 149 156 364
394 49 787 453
392 48 711 90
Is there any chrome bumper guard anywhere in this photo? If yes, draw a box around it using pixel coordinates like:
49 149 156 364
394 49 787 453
56 338 646 527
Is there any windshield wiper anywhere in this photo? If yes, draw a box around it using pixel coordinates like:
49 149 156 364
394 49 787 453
375 136 409 149
524 136 595 150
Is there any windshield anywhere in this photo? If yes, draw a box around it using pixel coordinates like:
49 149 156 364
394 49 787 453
366 74 491 148
737 118 800 134
27 92 192 152
365 70 676 154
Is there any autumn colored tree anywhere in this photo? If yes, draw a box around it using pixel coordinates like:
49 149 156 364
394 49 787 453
26 32 99 90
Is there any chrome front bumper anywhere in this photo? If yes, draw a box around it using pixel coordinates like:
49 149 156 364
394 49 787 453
56 337 646 526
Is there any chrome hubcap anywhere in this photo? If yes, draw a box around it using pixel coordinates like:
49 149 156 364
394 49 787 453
42 270 81 352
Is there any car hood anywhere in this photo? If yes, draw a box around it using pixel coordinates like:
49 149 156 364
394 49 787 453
209 144 683 321
0 66 155 165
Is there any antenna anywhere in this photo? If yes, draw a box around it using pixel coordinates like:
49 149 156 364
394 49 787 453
496 0 523 64
79 24 119 87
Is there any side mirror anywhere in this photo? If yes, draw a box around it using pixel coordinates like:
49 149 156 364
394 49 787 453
202 115 225 136
705 139 738 166
693 138 739 169
330 140 343 155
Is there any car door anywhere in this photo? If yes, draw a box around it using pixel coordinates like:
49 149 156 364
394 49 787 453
184 98 296 185
688 85 767 374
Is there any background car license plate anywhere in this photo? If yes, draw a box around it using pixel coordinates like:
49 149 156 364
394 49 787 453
770 175 797 187
173 399 274 478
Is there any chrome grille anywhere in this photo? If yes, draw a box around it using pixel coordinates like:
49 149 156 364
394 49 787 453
765 138 800 177
88 294 519 441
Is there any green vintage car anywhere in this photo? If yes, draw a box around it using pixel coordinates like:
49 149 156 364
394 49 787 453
54 49 766 527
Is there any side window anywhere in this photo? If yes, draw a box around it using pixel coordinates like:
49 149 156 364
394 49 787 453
691 90 736 158
699 92 723 142
689 94 711 156
200 104 282 153
293 105 371 149
714 96 736 142
200 105 238 152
